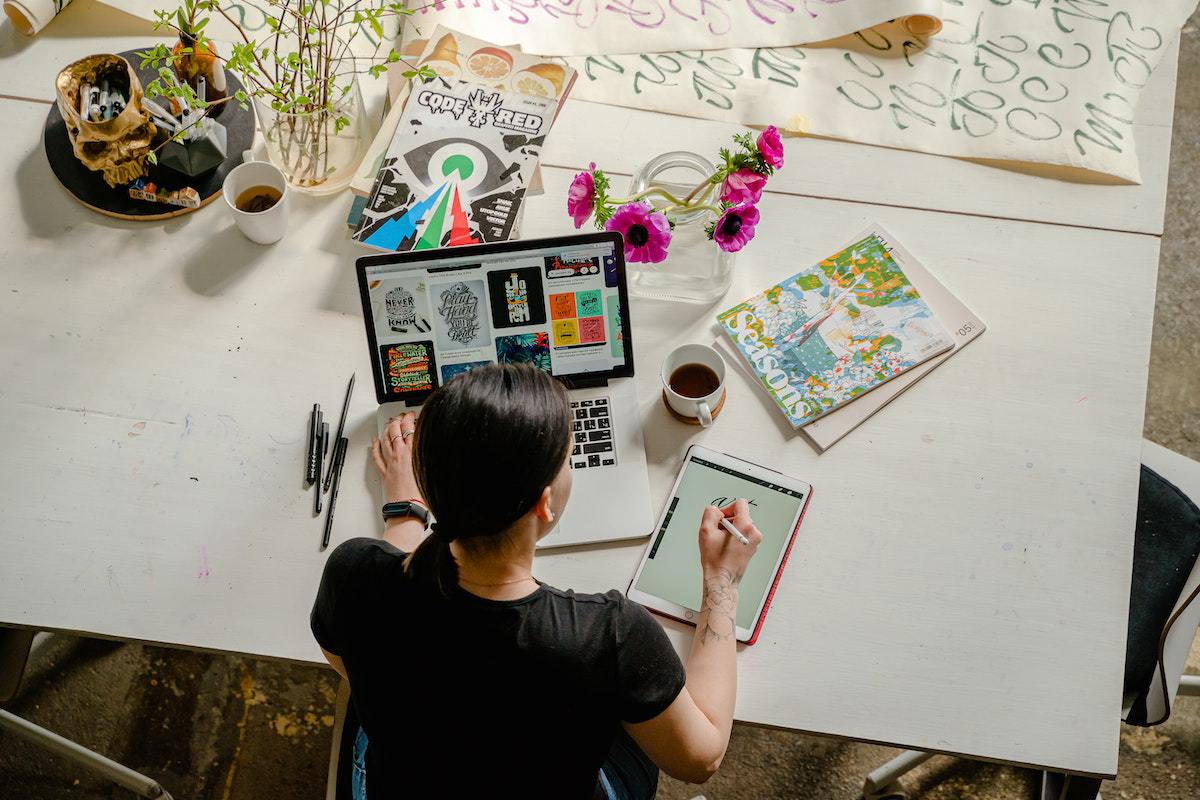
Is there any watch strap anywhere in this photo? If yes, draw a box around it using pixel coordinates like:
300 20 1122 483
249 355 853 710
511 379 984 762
382 500 430 526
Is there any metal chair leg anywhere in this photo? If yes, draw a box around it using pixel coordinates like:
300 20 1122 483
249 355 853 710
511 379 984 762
1179 674 1200 697
0 708 173 800
863 750 935 798
0 628 36 704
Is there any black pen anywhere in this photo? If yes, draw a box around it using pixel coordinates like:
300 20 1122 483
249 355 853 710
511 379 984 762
314 421 328 515
324 373 355 493
322 436 349 549
305 404 320 485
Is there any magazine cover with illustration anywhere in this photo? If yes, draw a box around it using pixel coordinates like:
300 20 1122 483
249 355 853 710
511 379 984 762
354 77 557 252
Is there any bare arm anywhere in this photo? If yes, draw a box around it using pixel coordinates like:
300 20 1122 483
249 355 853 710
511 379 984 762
318 414 427 680
373 412 430 553
625 501 762 783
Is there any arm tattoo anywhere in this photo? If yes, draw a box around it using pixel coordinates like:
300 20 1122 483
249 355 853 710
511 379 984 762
699 568 741 645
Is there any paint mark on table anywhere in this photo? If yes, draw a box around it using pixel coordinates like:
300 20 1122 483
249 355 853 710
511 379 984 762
921 434 934 444
198 546 211 580
189 476 199 482
1077 396 1088 405
128 421 146 438
181 414 192 438
217 414 238 439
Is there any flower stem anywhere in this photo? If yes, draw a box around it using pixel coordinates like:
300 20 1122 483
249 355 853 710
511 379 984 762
608 186 690 207
682 175 717 205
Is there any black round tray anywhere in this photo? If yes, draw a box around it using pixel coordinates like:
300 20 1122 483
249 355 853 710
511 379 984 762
43 47 255 221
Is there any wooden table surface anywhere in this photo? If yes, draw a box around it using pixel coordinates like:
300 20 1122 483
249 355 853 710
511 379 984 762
0 2 1179 779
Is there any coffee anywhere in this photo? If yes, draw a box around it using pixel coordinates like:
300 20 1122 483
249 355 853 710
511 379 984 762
234 185 282 213
669 363 720 398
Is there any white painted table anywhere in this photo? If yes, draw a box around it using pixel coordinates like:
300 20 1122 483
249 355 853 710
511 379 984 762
0 2 1178 780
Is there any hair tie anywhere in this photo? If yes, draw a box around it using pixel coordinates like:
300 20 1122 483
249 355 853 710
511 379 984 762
430 522 458 544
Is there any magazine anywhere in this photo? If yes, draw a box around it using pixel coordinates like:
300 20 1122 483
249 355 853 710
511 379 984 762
716 226 954 429
353 77 557 252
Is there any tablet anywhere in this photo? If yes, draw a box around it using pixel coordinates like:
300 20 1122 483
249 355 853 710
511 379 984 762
627 445 813 644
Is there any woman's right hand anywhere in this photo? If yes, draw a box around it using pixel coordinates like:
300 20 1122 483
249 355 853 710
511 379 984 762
697 499 762 585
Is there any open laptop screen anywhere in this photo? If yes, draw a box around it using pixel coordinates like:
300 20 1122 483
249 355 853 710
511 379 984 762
356 233 634 405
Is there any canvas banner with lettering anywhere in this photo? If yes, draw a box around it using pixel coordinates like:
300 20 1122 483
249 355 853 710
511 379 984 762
558 0 1196 182
408 0 946 56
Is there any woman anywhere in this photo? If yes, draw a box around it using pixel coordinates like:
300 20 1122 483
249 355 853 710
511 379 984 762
312 364 763 798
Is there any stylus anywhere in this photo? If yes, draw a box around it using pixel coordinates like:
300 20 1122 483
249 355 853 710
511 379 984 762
321 437 349 549
324 373 355 492
719 516 750 546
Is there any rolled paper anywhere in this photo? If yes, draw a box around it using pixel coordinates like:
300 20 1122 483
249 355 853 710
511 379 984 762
2 0 74 37
902 14 942 37
78 83 90 118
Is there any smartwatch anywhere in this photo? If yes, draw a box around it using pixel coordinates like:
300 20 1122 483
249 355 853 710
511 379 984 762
382 500 431 526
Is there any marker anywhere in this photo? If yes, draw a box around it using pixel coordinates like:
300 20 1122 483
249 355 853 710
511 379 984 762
321 437 349 549
97 80 110 120
305 403 320 484
719 516 750 546
323 373 355 492
143 99 181 130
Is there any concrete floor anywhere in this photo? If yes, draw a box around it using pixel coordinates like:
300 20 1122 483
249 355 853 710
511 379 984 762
4 13 1200 800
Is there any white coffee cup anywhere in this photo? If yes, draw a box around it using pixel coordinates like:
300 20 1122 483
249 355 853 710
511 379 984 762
661 343 726 427
222 158 289 244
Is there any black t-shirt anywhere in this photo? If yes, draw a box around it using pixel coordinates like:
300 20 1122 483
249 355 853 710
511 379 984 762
311 538 686 798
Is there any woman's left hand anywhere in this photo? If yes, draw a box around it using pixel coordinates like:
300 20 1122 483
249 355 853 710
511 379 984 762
373 412 423 505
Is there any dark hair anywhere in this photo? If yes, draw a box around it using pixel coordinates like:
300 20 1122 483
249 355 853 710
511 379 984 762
405 364 572 594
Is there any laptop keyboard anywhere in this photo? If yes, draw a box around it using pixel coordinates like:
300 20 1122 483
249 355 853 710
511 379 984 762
569 398 616 470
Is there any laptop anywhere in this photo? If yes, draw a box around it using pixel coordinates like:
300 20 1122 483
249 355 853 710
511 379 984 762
355 232 653 548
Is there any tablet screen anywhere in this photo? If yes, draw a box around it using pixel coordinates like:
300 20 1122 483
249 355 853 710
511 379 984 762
634 455 808 630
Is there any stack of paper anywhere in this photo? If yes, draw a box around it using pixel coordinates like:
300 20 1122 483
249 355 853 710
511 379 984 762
715 225 985 450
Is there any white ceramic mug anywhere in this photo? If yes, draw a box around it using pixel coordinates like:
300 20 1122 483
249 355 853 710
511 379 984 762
661 343 726 427
222 158 289 244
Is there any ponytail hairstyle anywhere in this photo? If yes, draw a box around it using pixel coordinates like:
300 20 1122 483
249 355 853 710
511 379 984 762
405 363 572 595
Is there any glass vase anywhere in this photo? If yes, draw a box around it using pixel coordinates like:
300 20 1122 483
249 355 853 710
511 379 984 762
254 73 368 196
626 151 734 304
